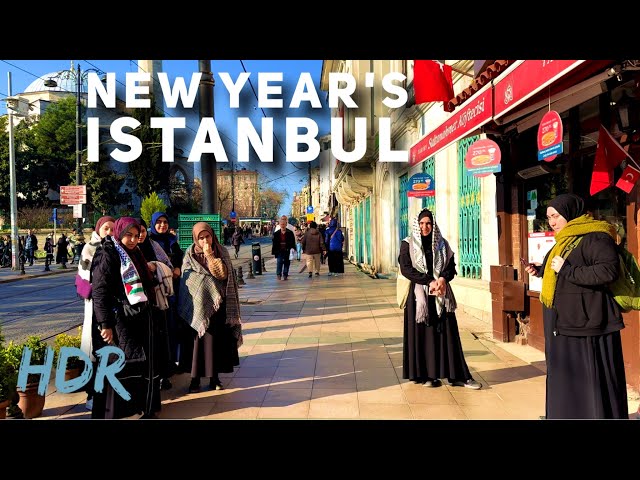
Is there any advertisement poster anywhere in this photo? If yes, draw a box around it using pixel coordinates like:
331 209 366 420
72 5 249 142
537 110 563 162
464 138 501 177
527 231 556 292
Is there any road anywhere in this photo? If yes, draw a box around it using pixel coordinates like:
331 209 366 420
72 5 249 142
0 236 272 345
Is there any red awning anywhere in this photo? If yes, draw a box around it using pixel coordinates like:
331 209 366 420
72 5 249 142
409 82 493 166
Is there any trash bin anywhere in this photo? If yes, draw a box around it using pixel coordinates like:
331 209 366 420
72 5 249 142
252 242 262 275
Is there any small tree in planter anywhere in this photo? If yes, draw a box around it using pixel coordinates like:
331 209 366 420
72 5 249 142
6 336 49 419
53 328 83 381
0 336 18 419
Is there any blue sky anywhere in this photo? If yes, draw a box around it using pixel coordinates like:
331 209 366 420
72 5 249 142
0 59 331 215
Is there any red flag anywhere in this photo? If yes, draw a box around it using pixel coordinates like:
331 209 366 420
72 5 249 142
590 125 629 195
413 60 454 106
615 164 640 193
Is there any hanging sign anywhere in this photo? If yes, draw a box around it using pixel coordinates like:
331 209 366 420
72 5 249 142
537 110 563 162
407 173 435 198
465 139 502 177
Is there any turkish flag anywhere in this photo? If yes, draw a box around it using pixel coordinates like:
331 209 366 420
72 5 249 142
590 125 629 196
413 60 454 106
615 164 640 193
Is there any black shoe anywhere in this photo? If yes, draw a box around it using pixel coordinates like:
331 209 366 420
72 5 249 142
209 378 224 390
277 275 282 280
160 378 172 390
188 378 200 393
450 378 482 390
315 272 319 276
308 273 312 278
423 379 442 388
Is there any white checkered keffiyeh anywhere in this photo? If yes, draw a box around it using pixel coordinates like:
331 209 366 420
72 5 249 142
113 239 148 305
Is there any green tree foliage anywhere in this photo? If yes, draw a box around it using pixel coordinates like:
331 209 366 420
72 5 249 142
30 96 78 192
140 192 168 226
260 188 286 220
83 153 129 216
127 96 170 199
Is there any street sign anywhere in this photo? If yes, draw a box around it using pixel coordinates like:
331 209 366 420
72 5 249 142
60 185 87 205
73 204 82 219
230 211 237 219
306 206 314 214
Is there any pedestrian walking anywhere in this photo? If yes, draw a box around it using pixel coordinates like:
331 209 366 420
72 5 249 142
272 215 296 281
56 233 69 268
301 221 326 278
43 235 54 271
24 229 38 266
294 225 304 261
231 226 245 259
327 221 345 276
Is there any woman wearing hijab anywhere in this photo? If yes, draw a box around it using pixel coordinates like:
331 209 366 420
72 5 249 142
148 211 183 371
178 222 242 393
90 217 161 419
137 218 175 391
77 215 115 411
398 208 481 389
524 193 628 419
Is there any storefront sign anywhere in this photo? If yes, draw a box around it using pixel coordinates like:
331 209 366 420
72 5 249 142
464 139 501 177
494 60 585 120
409 84 493 166
527 231 556 292
537 110 563 162
407 173 435 197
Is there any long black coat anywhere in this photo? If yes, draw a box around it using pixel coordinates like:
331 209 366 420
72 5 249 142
398 240 472 382
543 231 623 336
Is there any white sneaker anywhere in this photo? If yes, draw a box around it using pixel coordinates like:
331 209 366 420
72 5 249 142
85 398 93 411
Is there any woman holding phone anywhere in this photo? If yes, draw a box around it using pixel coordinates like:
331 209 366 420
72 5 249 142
398 208 481 389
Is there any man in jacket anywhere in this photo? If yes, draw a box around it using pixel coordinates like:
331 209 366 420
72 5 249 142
272 215 296 281
301 221 326 278
25 229 38 266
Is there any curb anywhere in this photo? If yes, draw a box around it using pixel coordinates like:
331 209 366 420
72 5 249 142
0 268 76 285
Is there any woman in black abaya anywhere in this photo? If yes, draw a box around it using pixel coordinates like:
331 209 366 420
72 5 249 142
398 208 481 389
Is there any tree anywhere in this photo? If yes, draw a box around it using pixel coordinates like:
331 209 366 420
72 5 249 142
83 153 129 217
260 188 286 220
140 192 168 226
127 95 171 199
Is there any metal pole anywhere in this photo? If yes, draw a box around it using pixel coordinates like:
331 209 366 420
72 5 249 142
198 60 217 213
7 72 19 271
76 63 82 234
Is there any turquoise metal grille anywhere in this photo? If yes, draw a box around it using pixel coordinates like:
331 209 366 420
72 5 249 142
364 196 372 263
399 173 409 242
457 136 482 279
422 156 436 213
355 202 363 263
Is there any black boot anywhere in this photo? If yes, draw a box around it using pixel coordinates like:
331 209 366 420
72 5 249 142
209 377 224 390
188 377 200 393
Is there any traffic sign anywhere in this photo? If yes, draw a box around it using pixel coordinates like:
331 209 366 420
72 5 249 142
60 185 87 205
230 211 237 219
306 206 314 214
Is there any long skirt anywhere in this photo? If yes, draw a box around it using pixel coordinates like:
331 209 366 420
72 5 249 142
543 308 628 419
327 251 344 273
403 290 472 382
179 302 240 379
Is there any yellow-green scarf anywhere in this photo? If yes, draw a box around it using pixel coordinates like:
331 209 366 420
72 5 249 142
539 214 617 308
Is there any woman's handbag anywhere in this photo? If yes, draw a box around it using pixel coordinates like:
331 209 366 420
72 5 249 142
396 271 411 308
75 274 92 300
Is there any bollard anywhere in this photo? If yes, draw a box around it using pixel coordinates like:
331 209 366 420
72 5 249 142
237 266 246 285
261 257 267 272
246 262 255 279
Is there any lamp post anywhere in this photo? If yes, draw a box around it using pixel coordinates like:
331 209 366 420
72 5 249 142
44 62 103 234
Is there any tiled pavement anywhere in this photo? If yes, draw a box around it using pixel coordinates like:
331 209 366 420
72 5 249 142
27 256 640 420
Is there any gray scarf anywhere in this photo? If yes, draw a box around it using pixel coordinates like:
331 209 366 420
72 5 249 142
405 209 457 323
178 244 243 347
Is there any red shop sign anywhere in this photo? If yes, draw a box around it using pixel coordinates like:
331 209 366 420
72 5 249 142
409 84 493 166
537 110 563 162
494 60 584 119
465 139 501 178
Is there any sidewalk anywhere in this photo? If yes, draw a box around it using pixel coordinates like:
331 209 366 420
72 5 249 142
0 260 75 284
25 257 640 419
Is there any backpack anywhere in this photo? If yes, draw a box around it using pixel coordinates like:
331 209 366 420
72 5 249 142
565 238 640 312
608 245 640 312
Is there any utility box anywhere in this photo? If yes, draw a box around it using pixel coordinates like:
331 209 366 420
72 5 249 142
252 242 262 275
177 214 222 252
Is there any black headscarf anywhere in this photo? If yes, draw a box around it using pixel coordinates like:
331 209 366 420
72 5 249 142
136 218 156 262
548 193 585 222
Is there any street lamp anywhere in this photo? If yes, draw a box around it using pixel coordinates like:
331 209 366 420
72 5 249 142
44 62 104 234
